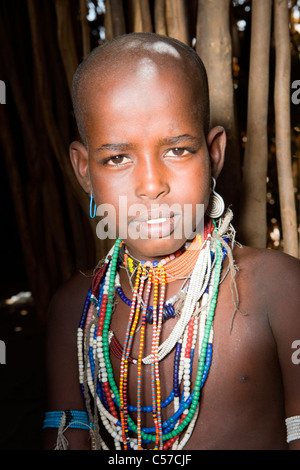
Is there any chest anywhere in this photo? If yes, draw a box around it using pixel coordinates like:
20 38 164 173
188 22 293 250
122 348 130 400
107 272 278 444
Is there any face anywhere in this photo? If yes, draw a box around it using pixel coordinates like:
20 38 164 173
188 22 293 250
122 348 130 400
70 55 225 262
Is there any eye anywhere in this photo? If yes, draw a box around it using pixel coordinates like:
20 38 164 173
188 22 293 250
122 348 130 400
164 147 190 158
105 155 131 166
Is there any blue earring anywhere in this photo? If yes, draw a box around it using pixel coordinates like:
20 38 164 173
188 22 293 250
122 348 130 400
89 193 97 219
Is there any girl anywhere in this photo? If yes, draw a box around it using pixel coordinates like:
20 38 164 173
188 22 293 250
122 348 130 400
43 33 300 451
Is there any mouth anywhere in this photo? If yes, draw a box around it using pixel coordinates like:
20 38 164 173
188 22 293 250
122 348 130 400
132 207 177 223
128 208 182 239
146 217 168 225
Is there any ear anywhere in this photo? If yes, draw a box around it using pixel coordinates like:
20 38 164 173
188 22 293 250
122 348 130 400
206 126 226 180
69 141 91 194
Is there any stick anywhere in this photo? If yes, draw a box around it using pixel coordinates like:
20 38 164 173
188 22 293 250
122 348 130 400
274 0 298 257
154 0 167 35
239 0 272 248
165 0 188 44
196 0 241 218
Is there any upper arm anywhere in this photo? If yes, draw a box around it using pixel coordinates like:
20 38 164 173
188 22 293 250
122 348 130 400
266 252 300 449
43 273 92 450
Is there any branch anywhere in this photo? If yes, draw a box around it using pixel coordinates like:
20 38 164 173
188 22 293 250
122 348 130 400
274 0 298 257
239 0 272 248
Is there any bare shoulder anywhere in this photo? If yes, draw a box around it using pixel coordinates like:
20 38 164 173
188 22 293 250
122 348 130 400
233 243 300 320
49 269 93 322
44 270 94 449
232 245 300 450
233 243 300 288
45 270 94 408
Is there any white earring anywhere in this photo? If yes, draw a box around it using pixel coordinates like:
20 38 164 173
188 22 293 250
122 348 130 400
206 177 225 219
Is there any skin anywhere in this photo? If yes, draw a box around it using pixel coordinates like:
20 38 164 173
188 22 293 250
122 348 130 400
43 47 300 450
71 55 219 260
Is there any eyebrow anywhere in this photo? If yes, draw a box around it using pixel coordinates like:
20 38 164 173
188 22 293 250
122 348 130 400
158 134 202 147
95 134 202 153
95 142 134 153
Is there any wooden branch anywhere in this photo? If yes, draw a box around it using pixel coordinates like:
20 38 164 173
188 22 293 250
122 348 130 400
140 0 153 32
27 0 88 214
104 0 114 40
54 0 79 94
105 0 126 40
154 0 167 35
196 0 241 219
239 0 272 248
274 0 298 257
130 0 152 32
165 0 188 44
79 0 91 58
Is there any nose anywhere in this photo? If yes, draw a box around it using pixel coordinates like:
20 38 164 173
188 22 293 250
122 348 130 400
135 154 170 200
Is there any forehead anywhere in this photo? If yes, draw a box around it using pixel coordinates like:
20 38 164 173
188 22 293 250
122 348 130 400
85 49 198 108
81 37 202 95
76 40 208 142
84 65 204 149
87 56 199 122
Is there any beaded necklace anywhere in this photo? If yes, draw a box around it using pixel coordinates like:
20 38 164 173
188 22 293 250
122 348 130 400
77 211 235 450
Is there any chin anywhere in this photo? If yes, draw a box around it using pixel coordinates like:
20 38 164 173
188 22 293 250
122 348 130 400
123 236 187 262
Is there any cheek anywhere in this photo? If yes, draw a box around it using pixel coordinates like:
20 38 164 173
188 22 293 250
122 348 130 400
88 161 120 204
89 173 129 236
177 161 210 204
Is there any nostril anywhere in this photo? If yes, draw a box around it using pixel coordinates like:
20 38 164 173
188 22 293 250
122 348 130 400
136 173 170 200
138 186 170 201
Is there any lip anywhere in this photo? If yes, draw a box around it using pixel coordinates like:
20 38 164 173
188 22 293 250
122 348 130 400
146 217 168 225
129 212 182 239
130 207 178 224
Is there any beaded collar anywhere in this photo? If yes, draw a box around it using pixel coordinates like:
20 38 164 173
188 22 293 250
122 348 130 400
77 211 235 450
119 218 214 283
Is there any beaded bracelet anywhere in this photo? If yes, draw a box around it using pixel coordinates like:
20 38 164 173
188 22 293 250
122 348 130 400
43 410 89 430
285 415 300 443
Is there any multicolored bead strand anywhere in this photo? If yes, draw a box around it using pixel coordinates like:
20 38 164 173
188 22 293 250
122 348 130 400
75 211 236 450
152 264 166 449
136 268 152 448
119 263 144 448
167 239 222 442
100 240 124 446
150 263 160 448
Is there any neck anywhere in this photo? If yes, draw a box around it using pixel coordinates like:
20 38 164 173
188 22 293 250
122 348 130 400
119 217 214 267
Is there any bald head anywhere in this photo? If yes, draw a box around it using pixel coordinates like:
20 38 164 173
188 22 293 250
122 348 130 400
72 33 210 146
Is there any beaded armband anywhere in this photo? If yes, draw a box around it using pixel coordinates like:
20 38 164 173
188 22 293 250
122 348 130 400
43 410 96 450
285 415 300 444
43 410 89 430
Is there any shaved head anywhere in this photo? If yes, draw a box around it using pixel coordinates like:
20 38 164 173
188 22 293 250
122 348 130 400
72 33 210 146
